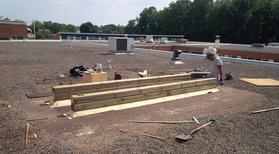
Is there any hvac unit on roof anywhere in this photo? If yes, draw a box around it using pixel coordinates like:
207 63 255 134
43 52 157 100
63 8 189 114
108 37 135 54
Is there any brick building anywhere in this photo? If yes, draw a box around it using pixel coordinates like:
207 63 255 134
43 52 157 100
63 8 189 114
0 20 27 39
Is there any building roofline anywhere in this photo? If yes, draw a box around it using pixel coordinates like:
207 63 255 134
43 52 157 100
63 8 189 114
57 32 184 38
0 20 26 25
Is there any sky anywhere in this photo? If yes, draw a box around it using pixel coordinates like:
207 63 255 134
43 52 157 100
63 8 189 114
0 0 175 26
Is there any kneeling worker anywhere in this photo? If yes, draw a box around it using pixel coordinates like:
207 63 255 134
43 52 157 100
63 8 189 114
205 47 224 85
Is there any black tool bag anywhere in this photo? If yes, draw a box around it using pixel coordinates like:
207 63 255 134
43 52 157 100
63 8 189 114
69 66 87 77
225 73 233 80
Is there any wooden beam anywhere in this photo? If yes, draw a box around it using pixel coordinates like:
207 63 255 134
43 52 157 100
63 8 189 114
72 84 216 111
65 88 219 119
53 73 191 101
71 78 217 111
71 78 216 104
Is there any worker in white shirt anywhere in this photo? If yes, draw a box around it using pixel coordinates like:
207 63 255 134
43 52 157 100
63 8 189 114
205 47 224 85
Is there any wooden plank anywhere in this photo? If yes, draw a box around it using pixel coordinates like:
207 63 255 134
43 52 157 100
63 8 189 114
53 73 192 101
70 76 198 100
54 73 191 92
71 81 216 111
71 79 202 102
71 78 217 104
240 78 279 86
170 84 216 95
72 84 215 111
72 91 169 111
66 88 219 119
76 74 190 92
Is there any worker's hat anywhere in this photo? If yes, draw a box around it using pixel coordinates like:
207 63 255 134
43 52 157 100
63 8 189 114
204 46 217 59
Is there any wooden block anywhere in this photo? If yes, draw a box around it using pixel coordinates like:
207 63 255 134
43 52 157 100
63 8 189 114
83 72 108 83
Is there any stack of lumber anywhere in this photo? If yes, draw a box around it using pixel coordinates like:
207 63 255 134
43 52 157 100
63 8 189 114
53 73 192 101
71 78 217 111
52 73 217 112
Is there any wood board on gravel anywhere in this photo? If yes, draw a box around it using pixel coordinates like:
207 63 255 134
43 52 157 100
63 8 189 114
53 73 192 101
71 78 217 111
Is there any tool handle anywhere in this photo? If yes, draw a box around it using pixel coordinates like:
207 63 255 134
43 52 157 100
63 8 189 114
190 121 213 135
252 107 279 114
128 120 195 124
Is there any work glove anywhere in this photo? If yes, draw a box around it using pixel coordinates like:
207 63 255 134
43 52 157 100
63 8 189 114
219 78 224 85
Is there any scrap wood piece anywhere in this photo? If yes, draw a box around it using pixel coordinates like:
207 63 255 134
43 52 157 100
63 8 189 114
127 120 196 124
120 129 180 147
252 107 279 114
192 117 200 124
26 92 53 98
120 129 166 141
27 117 48 122
240 78 279 86
25 123 31 148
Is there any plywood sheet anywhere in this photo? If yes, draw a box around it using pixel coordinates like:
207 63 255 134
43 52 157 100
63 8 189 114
240 78 279 86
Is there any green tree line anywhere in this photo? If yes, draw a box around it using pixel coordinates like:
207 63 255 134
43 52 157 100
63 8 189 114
126 0 279 44
23 0 279 43
29 21 125 39
79 22 125 34
29 21 76 39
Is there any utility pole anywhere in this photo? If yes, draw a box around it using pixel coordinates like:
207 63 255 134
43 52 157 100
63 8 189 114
33 20 36 39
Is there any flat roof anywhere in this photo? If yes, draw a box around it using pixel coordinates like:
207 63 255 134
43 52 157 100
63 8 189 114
58 32 184 38
0 20 26 25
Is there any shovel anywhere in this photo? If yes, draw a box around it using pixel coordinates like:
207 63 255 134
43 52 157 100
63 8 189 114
175 119 216 142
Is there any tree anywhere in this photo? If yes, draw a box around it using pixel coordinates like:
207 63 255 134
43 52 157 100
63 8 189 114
138 7 159 34
115 25 125 34
156 0 190 35
36 29 51 39
125 19 139 34
99 24 117 33
80 22 99 33
245 0 274 43
188 0 214 41
66 24 76 32
271 0 279 41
